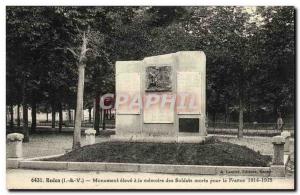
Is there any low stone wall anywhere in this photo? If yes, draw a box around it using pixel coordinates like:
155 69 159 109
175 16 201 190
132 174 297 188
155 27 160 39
110 135 208 143
7 153 290 177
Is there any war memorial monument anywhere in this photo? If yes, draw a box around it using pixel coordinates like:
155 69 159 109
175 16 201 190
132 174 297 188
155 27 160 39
112 51 207 143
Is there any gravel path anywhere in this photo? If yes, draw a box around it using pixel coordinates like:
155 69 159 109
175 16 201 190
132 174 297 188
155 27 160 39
214 135 274 155
214 135 295 177
214 134 294 155
6 133 110 158
7 132 291 157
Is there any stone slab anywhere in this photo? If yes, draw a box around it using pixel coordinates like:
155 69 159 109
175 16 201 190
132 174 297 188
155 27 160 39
116 72 141 114
7 141 23 158
10 157 281 177
176 51 206 72
109 135 136 142
270 165 285 177
177 72 202 114
115 51 207 140
180 165 216 175
24 154 64 161
105 163 140 172
272 136 285 144
110 135 206 143
110 135 176 143
143 53 175 65
215 166 271 177
281 131 291 138
6 158 22 169
67 162 106 171
19 161 68 170
143 93 174 123
177 136 206 143
139 164 181 174
115 115 141 136
284 154 290 166
142 123 174 137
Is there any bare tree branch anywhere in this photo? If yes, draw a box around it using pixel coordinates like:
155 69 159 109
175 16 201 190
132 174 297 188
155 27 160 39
75 25 80 33
82 48 91 54
66 47 79 58
54 47 65 50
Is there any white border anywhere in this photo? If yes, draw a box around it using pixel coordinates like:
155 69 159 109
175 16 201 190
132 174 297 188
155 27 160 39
1 1 299 195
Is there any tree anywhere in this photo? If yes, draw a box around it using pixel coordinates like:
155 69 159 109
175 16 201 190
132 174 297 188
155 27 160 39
6 7 49 141
7 7 71 138
6 6 295 141
54 7 108 149
255 7 295 120
67 30 90 149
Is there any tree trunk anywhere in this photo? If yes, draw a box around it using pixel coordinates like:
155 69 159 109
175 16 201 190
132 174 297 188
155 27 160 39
51 102 56 129
73 64 85 150
58 103 63 133
17 104 20 127
247 100 251 123
99 106 102 128
74 108 76 126
94 95 100 134
88 107 92 123
22 78 29 142
9 104 14 130
238 97 244 138
68 109 72 123
102 109 106 130
31 102 36 133
238 86 244 138
23 103 29 142
72 31 89 150
224 102 228 123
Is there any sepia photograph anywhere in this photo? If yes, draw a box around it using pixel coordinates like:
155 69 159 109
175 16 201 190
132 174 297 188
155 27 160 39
5 5 295 190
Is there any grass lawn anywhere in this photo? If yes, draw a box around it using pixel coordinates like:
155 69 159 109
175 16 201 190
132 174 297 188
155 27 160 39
47 138 271 167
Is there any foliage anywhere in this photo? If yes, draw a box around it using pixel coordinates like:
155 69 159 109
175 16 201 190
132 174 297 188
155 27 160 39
6 6 295 127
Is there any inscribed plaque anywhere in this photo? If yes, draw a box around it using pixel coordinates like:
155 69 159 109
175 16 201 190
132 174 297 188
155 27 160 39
177 72 202 114
143 93 174 123
116 73 140 114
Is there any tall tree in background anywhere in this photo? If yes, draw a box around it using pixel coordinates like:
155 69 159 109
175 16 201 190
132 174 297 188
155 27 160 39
6 7 52 141
6 6 295 141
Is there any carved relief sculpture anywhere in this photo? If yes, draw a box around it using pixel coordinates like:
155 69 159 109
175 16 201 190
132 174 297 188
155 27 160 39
145 66 172 92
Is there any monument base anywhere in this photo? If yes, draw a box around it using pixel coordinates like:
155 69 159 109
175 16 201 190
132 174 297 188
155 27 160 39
110 134 211 143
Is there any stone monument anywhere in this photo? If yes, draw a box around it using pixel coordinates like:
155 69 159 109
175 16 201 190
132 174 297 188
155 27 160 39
112 51 206 143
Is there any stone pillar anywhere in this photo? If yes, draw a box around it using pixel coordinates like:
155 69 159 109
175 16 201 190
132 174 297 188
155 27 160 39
272 136 285 165
7 133 24 158
199 115 207 136
85 129 96 145
281 131 291 153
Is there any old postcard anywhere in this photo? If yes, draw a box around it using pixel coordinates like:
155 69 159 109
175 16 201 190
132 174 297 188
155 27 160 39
5 5 295 190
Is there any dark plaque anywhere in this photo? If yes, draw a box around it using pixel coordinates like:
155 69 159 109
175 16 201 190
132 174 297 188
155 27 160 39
179 118 199 133
145 66 172 92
